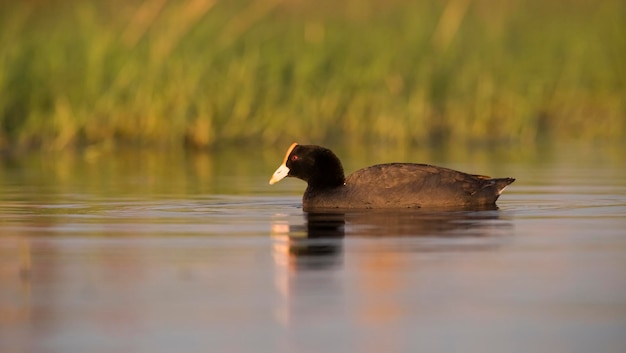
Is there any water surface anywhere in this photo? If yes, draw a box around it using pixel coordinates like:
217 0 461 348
1 143 625 353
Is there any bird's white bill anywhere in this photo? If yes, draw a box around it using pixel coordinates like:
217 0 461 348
269 164 290 185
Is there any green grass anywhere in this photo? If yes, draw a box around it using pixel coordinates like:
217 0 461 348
0 0 624 150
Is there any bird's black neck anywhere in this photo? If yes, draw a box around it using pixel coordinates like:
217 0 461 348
307 149 345 189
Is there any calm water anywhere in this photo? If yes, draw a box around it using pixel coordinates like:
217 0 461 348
1 143 625 353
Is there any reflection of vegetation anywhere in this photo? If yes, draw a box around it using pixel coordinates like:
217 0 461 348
0 148 216 198
0 0 624 149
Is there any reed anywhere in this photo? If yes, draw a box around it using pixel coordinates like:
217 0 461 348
0 0 624 150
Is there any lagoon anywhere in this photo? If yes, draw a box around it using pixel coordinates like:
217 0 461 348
1 142 625 353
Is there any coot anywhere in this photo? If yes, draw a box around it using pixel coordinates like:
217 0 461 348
269 143 515 210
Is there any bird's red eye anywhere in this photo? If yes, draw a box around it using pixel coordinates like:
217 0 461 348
291 155 298 161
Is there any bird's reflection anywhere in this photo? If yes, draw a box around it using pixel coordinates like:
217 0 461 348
271 212 345 271
271 205 510 271
271 207 511 326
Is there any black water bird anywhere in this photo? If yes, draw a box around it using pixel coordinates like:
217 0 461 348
269 143 515 211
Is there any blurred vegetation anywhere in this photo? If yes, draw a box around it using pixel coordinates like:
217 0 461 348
0 0 624 150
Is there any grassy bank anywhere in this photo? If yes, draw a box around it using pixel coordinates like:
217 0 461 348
0 0 624 150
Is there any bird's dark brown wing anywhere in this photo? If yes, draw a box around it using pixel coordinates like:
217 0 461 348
344 163 512 207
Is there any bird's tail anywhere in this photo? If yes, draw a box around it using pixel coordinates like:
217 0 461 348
493 177 515 195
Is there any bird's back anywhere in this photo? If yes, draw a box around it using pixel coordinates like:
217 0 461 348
304 163 514 209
